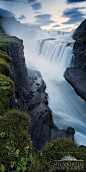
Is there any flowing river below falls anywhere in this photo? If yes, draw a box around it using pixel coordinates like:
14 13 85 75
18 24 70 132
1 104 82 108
24 31 86 147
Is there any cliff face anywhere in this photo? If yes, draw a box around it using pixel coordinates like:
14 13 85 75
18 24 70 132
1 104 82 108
6 40 29 110
64 19 86 102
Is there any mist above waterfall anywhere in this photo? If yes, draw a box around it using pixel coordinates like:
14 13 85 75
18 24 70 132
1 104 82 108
0 9 41 40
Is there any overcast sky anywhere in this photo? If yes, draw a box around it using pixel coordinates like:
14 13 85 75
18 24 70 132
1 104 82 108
0 0 86 31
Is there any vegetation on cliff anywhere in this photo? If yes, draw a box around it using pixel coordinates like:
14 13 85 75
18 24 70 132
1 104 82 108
0 50 11 62
0 40 14 114
0 73 14 114
0 26 22 51
0 58 10 76
30 138 86 172
0 110 34 172
0 26 34 172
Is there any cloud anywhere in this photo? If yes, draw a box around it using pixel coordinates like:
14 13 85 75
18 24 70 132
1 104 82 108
62 7 85 24
35 14 51 20
1 0 36 2
27 0 36 3
53 24 60 27
31 3 41 10
35 12 41 14
0 8 14 17
35 19 55 26
35 19 55 24
1 0 23 2
34 13 55 26
67 0 86 3
18 15 26 20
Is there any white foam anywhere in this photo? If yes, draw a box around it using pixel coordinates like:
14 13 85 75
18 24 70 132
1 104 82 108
24 30 86 147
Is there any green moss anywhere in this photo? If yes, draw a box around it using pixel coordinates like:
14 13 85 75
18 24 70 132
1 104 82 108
0 58 10 76
0 109 34 172
0 73 14 115
0 26 22 51
0 50 11 62
30 138 86 172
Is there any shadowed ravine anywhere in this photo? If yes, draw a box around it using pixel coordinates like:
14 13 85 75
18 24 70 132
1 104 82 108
24 33 86 147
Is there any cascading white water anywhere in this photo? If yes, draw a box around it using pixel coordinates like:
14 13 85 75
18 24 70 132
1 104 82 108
39 41 73 74
38 38 86 146
25 32 86 146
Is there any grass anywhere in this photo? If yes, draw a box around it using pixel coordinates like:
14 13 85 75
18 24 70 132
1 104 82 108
0 73 14 115
30 138 86 172
0 109 34 172
0 58 10 76
0 50 11 62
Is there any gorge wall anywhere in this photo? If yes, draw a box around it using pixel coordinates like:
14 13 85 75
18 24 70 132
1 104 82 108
64 19 86 102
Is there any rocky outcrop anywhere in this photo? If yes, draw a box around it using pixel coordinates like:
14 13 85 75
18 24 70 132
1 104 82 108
64 67 86 101
26 69 75 152
73 19 86 40
64 19 86 102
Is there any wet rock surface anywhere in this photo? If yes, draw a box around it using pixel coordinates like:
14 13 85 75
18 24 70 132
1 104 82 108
26 69 75 152
64 67 86 101
64 19 86 102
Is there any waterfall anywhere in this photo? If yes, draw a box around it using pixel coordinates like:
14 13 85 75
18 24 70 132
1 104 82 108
37 38 86 147
25 32 86 147
39 40 73 73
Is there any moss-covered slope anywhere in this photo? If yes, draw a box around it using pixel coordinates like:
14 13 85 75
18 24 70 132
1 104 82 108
0 26 34 172
0 58 10 76
0 26 22 51
30 138 86 172
0 73 14 114
0 33 14 114
0 50 11 62
0 110 34 172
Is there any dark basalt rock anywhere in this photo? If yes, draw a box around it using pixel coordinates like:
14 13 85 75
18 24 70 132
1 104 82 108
64 67 86 101
73 19 86 40
65 127 75 140
5 41 29 111
64 19 86 102
27 69 75 152
79 145 86 148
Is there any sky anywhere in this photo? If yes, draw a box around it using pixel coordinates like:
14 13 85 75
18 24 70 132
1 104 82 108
0 0 86 31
